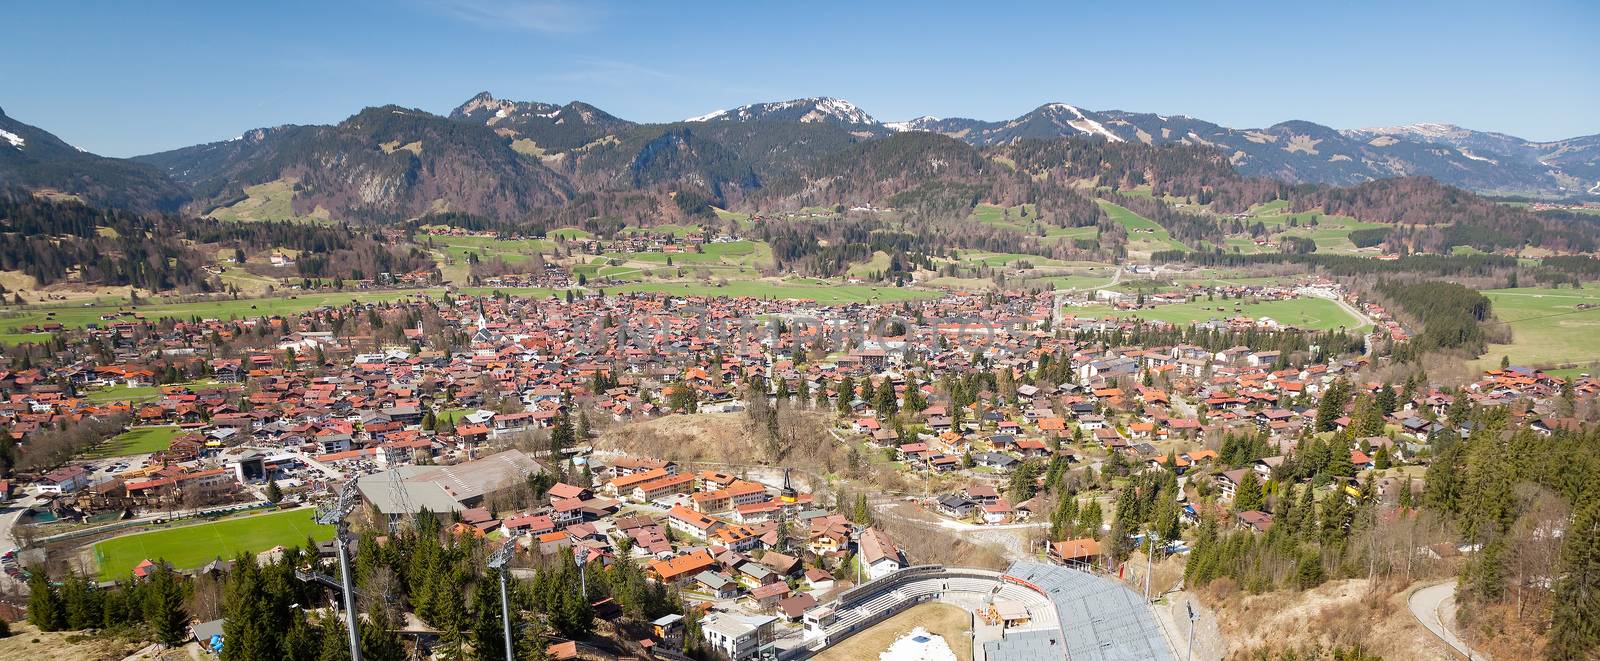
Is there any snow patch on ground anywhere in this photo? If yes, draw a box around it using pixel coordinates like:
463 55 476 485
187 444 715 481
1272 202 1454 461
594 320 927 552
0 129 24 149
1456 148 1497 164
879 627 956 661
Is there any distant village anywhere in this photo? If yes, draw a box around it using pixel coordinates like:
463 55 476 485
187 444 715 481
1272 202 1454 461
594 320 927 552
2 281 1596 658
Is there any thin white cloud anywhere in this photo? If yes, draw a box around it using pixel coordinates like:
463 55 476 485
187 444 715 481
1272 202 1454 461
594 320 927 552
422 0 601 34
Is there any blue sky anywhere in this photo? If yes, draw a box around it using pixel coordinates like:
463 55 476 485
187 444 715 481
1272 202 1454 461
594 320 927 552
3 0 1596 156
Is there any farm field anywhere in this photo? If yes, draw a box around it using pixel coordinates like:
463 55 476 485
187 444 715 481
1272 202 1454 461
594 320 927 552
1473 285 1600 371
1245 203 1387 253
620 223 703 237
432 234 553 269
0 332 51 345
615 279 940 303
605 240 770 267
1069 296 1363 332
971 204 1097 244
549 227 592 239
93 508 334 580
88 425 181 458
958 251 1077 268
847 251 894 278
0 289 439 333
814 602 973 661
453 286 569 299
1020 273 1117 290
1097 200 1189 254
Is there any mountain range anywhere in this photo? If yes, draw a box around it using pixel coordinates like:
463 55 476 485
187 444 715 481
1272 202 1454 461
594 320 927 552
672 97 1600 198
2 94 1595 220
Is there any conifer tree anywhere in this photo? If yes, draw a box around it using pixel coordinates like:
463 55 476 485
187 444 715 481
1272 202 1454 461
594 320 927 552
1548 498 1600 659
146 564 189 647
1233 471 1264 513
27 568 64 631
360 607 405 661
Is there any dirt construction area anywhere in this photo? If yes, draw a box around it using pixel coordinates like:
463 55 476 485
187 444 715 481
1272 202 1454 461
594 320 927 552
815 601 975 661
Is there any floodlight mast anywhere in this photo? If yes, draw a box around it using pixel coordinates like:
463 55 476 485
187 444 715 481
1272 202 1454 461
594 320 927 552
316 478 363 661
488 538 517 661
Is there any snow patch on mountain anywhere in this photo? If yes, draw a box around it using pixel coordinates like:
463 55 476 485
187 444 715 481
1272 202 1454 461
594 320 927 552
1457 148 1497 164
885 116 940 132
1046 103 1123 142
685 97 876 125
686 109 728 122
0 129 23 149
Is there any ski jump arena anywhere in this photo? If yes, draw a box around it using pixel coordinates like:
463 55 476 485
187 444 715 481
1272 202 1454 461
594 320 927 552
792 561 1174 661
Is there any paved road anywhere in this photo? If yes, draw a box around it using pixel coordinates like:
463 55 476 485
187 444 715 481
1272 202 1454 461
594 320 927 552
1409 581 1488 660
1052 266 1123 326
1296 286 1376 328
1151 593 1224 661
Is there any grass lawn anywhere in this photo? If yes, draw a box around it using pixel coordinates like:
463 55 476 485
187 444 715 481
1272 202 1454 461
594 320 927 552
959 251 1074 268
605 240 768 267
1544 365 1599 381
1246 206 1386 254
615 280 940 303
1098 200 1189 254
436 408 475 424
0 332 51 345
94 508 334 580
454 287 570 299
0 289 438 333
1069 297 1363 332
84 384 162 403
432 235 553 268
847 251 894 278
814 602 973 661
712 208 754 230
206 179 328 223
549 227 593 239
621 223 703 238
1473 284 1600 371
1023 273 1117 290
87 426 181 458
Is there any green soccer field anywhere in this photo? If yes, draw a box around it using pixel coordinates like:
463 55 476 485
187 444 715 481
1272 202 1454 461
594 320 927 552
93 508 335 580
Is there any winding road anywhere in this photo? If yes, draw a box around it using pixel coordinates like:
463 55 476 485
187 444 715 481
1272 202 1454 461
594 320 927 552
1409 581 1488 660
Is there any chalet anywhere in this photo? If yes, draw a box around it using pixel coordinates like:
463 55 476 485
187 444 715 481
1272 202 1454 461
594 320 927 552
1237 510 1274 533
982 499 1013 524
37 466 89 494
973 451 1019 471
858 527 904 580
1215 468 1250 502
650 550 716 584
1048 537 1102 568
936 494 977 518
804 568 835 591
695 571 740 599
666 504 724 539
